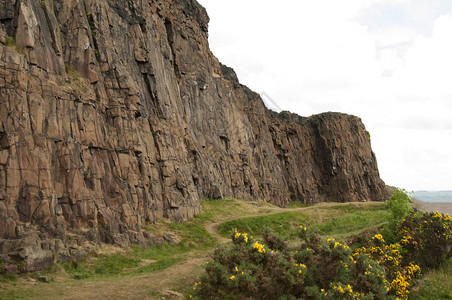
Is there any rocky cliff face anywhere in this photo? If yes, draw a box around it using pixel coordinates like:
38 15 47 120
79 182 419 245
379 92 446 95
0 0 386 272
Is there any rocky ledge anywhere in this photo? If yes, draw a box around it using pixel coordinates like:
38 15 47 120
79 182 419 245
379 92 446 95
0 0 385 272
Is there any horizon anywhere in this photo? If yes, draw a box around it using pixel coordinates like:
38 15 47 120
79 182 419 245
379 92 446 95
413 190 452 203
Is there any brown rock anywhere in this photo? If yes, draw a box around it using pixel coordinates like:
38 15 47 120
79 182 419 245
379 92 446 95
0 0 386 272
0 149 8 165
15 2 37 49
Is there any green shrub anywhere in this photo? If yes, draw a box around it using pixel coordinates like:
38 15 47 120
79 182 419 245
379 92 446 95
386 188 413 220
397 211 452 270
382 188 413 243
262 228 287 252
354 234 421 299
192 228 392 299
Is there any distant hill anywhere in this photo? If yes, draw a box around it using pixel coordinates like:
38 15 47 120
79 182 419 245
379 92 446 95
413 191 452 203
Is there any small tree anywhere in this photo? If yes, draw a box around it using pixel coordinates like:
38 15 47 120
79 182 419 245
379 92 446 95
382 188 413 243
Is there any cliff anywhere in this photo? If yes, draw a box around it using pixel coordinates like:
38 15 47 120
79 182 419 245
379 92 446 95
0 0 386 272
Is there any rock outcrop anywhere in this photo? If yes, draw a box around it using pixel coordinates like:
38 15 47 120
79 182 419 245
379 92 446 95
0 0 386 272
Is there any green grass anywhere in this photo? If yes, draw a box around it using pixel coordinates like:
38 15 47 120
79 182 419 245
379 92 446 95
55 199 234 280
5 36 16 47
168 219 217 247
217 202 388 241
0 273 17 283
285 201 312 209
60 217 217 279
329 203 386 212
29 199 242 281
60 253 141 278
65 65 81 80
217 211 308 238
0 290 32 300
4 36 22 54
311 210 389 238
197 198 274 222
411 258 452 299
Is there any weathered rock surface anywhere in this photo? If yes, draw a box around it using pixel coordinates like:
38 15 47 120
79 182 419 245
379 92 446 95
0 0 386 272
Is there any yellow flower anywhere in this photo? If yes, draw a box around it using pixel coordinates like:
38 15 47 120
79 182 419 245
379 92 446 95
253 241 266 253
230 275 235 280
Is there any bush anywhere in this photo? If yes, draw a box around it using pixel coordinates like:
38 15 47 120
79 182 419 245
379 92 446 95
382 188 413 243
355 234 421 299
397 211 452 270
192 228 392 299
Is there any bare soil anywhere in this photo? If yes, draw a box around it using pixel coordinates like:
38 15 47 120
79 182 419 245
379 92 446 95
413 200 452 215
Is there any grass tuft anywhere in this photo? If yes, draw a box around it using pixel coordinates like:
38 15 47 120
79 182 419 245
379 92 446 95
217 211 307 238
410 258 452 299
4 36 22 54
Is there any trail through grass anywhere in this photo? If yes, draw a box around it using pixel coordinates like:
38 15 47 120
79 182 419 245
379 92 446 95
0 200 389 299
217 202 389 241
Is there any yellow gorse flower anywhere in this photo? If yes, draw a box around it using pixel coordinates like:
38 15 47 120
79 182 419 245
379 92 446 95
253 241 266 253
234 231 249 243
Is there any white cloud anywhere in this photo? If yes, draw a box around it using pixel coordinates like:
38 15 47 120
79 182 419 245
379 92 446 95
393 15 452 99
199 0 452 190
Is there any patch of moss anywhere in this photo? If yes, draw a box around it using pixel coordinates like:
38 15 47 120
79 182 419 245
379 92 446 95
5 36 16 47
4 36 22 53
65 65 81 80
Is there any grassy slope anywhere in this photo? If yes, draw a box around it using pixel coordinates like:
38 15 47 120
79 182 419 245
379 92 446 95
411 258 452 299
217 203 388 240
0 199 448 299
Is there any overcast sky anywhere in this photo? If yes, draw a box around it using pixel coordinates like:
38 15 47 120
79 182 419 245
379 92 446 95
198 0 452 191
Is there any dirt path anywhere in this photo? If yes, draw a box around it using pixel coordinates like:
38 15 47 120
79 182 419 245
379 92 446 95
1 254 207 300
203 204 316 245
205 222 229 244
202 201 370 245
52 256 206 300
1 201 380 300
